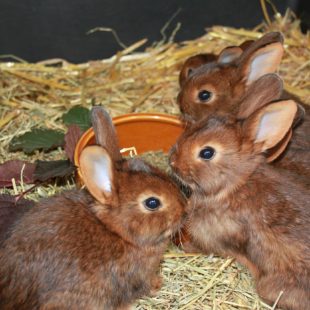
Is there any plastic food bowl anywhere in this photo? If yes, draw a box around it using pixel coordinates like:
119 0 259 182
74 113 184 181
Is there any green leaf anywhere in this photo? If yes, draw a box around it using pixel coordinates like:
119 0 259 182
62 106 91 131
9 129 65 154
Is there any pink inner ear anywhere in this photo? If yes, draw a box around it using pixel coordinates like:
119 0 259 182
256 111 279 141
79 146 114 203
253 100 297 152
245 43 284 85
92 158 112 193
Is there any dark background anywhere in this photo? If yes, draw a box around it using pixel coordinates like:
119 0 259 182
0 0 308 63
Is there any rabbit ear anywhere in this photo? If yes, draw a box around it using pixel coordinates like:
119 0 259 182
265 129 292 162
79 145 115 204
237 74 283 119
238 39 254 50
239 41 284 86
236 32 284 86
179 53 217 87
244 32 284 53
216 39 254 65
264 102 305 162
91 106 122 162
243 100 297 154
217 46 243 64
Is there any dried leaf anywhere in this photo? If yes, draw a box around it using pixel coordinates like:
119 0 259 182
33 159 76 182
9 129 65 154
64 124 83 162
62 106 91 131
0 194 35 243
0 160 36 188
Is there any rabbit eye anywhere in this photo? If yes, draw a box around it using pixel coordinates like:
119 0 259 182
144 197 161 211
199 147 215 160
198 90 212 102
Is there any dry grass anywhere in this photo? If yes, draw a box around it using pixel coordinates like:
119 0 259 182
0 7 309 309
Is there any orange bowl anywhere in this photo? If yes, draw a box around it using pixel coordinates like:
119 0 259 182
74 113 184 181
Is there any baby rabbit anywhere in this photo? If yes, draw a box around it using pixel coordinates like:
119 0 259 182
169 97 310 309
178 31 310 157
0 107 186 310
178 39 254 88
178 32 284 122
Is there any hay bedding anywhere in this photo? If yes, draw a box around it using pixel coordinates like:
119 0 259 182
0 7 309 309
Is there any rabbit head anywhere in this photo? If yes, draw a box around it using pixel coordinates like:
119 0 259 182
79 107 186 247
179 39 254 88
178 32 284 122
170 99 298 202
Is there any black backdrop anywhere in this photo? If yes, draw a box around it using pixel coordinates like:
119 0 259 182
0 0 307 63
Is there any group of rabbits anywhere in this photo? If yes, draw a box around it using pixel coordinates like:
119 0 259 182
0 32 309 309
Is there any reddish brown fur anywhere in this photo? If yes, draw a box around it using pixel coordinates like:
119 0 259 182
170 108 310 309
179 63 242 120
179 53 218 87
178 40 254 88
177 33 310 178
177 33 284 122
0 107 186 309
0 167 185 309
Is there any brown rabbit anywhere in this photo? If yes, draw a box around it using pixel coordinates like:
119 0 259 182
173 73 309 252
169 99 310 309
0 107 186 310
178 32 285 122
178 31 310 172
178 39 254 88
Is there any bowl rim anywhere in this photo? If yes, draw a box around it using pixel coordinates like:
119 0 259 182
112 112 182 125
74 112 182 173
